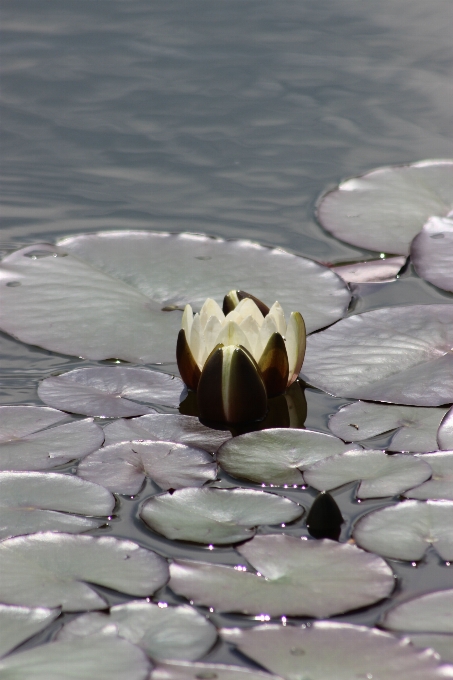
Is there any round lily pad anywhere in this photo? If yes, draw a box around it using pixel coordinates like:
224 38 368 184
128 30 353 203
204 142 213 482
353 500 453 561
151 661 281 680
221 621 452 680
407 634 453 663
38 367 184 418
0 234 350 364
0 471 115 540
169 534 394 617
406 452 453 500
317 160 453 255
78 441 217 496
217 428 360 486
331 257 406 284
0 605 60 658
382 589 453 633
436 407 453 450
0 532 169 611
302 304 453 406
56 601 217 661
328 401 447 453
0 406 104 471
303 449 432 499
140 488 304 545
411 217 453 292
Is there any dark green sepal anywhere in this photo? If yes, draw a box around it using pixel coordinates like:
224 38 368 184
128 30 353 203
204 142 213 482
222 290 270 317
306 491 343 541
176 328 201 391
258 332 289 398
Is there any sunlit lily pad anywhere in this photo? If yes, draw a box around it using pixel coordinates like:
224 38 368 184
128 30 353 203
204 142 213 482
353 500 453 561
0 636 151 680
78 441 217 495
406 453 453 500
151 661 282 680
382 589 453 633
0 605 60 658
0 234 350 364
140 488 303 545
408 634 453 663
0 471 115 539
328 401 447 453
317 160 453 255
56 601 217 661
302 305 453 406
103 413 231 451
303 449 432 499
0 532 169 611
221 621 452 680
436 407 453 450
217 428 359 486
411 217 453 292
0 406 104 470
38 367 184 418
331 257 406 284
169 534 394 617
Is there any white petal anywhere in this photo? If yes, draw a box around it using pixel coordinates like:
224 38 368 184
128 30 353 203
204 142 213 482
215 321 253 355
239 317 261 360
189 314 203 368
181 305 193 338
199 299 224 330
258 315 278 357
227 299 264 327
286 311 306 385
203 316 223 357
268 302 286 337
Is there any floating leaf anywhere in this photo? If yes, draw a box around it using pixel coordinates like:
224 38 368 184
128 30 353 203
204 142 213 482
317 160 453 255
151 661 281 680
382 589 453 633
411 217 453 292
169 535 394 617
78 441 217 496
408 634 453 663
406 453 453 500
0 234 350 363
353 500 453 561
0 532 169 611
217 428 359 486
0 605 59 658
328 401 447 453
104 414 231 452
221 621 452 680
302 304 453 406
0 472 115 539
304 449 432 499
436 407 453 450
331 257 406 284
0 406 104 471
38 367 184 418
0 636 151 680
140 488 303 545
56 601 217 662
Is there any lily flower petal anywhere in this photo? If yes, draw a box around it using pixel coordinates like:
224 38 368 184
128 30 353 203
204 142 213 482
215 321 253 356
258 313 278 353
199 298 224 329
258 331 289 398
181 304 193 339
268 301 286 337
189 313 203 367
203 315 223 357
226 298 264 327
176 329 201 391
286 311 306 385
223 290 270 317
239 315 261 360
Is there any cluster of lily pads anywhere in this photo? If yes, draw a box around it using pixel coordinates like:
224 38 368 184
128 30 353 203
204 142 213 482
0 159 453 678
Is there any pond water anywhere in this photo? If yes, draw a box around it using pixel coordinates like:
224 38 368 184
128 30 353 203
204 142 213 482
1 0 453 674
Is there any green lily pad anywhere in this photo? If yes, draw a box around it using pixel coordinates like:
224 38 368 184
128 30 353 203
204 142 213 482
317 160 453 255
151 661 282 680
217 428 360 486
140 488 303 545
436 407 453 450
169 534 394 617
407 634 453 663
331 257 406 284
0 234 350 364
382 589 453 633
0 605 60 658
406 453 453 500
0 532 169 611
328 401 447 453
303 449 432 499
411 217 453 292
353 500 453 561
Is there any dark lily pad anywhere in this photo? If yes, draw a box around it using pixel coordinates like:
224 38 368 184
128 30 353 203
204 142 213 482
0 605 60 658
38 367 184 418
140 488 304 545
217 428 360 486
0 234 350 364
169 534 394 617
328 401 447 453
317 160 453 255
406 452 453 500
302 305 453 406
411 217 453 292
436 407 453 450
382 589 453 633
151 661 282 680
0 532 169 611
331 257 406 284
78 441 217 496
353 500 453 561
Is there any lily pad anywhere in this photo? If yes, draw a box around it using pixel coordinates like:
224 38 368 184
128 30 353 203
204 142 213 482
382 589 453 633
436 407 453 450
0 605 60 658
328 401 447 453
56 601 217 661
353 500 453 561
303 449 432 499
0 471 115 539
217 428 359 486
406 453 453 500
302 304 453 406
0 406 104 471
0 532 169 611
140 488 304 545
103 413 231 451
151 661 282 680
0 234 350 364
411 217 453 292
221 621 453 680
78 441 217 495
331 257 406 284
0 636 151 680
169 534 394 617
38 367 184 418
407 634 453 663
316 160 453 255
